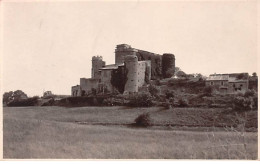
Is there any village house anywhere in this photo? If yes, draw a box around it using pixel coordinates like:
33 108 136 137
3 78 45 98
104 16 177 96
205 73 249 94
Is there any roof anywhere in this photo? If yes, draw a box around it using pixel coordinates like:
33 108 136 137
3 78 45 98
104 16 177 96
228 77 248 83
99 63 124 70
206 73 249 83
206 75 229 81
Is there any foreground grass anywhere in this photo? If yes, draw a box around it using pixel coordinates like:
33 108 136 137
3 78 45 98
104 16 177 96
3 106 258 159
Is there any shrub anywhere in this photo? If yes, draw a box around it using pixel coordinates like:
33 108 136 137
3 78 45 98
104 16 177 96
134 113 152 127
164 98 174 110
178 98 189 107
7 97 39 107
148 84 160 97
232 96 254 111
244 90 256 98
91 88 97 95
57 96 105 107
165 90 175 99
127 92 153 107
103 97 124 106
253 96 258 110
203 86 213 96
41 98 55 106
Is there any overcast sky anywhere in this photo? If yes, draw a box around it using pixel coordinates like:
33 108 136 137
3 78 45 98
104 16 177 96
2 1 257 96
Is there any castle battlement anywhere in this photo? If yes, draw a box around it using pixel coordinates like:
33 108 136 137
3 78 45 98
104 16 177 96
92 56 103 61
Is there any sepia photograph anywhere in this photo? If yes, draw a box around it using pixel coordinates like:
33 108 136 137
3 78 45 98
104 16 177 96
1 0 258 159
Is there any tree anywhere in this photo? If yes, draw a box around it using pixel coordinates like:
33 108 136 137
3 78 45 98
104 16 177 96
176 71 187 78
148 84 160 97
3 90 28 104
12 90 28 101
252 72 257 77
174 67 181 77
3 91 13 104
237 73 247 80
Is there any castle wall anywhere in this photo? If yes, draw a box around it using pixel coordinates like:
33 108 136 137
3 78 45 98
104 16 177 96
100 69 113 92
136 50 162 80
124 55 138 94
145 61 151 82
80 78 100 95
137 61 150 88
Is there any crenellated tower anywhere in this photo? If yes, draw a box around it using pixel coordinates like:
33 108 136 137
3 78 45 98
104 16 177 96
91 56 105 79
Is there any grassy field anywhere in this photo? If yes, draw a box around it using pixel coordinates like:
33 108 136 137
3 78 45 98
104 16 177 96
3 106 258 159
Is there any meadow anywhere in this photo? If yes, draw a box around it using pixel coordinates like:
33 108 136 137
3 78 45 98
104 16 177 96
3 106 258 159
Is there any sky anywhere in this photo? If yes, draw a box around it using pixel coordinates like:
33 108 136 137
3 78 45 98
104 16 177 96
2 1 258 97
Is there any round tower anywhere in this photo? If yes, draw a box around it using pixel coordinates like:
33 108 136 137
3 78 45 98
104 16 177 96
162 53 175 78
123 55 138 94
115 44 138 64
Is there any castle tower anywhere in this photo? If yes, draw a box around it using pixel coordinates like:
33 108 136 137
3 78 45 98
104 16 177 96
123 55 138 94
162 53 175 78
91 56 105 79
115 44 138 64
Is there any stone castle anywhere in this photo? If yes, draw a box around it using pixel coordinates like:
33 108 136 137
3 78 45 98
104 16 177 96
71 44 175 96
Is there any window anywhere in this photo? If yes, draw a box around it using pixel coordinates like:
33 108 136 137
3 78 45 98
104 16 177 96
221 81 224 86
210 82 214 85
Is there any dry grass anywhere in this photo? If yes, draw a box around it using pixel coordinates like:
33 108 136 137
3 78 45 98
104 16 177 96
3 106 258 159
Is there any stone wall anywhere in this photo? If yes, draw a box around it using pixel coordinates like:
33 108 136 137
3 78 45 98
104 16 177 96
100 69 114 92
206 80 248 94
135 50 162 80
137 61 149 88
228 82 248 93
80 78 100 95
71 85 81 97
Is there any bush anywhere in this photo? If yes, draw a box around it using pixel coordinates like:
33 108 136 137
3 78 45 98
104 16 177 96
178 98 189 107
244 90 256 98
232 96 254 111
203 86 213 96
127 92 153 107
102 97 124 106
57 96 105 107
164 98 174 110
7 97 39 107
253 96 258 110
134 113 152 127
148 84 160 97
165 90 175 99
